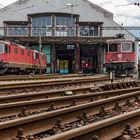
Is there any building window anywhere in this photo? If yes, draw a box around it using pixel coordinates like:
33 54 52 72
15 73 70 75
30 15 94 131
6 24 28 36
79 25 99 37
31 16 52 36
55 16 76 36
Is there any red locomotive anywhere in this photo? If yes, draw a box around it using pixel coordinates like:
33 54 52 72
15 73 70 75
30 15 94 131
105 37 135 76
0 40 47 75
81 57 93 73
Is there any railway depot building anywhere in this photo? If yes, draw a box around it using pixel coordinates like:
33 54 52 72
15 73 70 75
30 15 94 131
0 0 136 74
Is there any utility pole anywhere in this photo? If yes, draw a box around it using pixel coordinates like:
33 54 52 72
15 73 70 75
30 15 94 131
39 30 42 74
67 3 74 36
67 3 78 35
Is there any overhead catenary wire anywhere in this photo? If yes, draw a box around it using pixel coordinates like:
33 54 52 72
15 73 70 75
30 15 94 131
108 0 124 25
41 0 60 10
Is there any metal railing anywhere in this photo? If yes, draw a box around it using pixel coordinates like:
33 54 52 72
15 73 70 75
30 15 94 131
0 26 101 37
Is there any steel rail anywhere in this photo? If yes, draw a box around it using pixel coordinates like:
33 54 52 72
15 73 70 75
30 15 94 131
0 86 97 104
42 109 140 140
0 76 109 90
0 90 140 140
0 74 90 81
0 84 139 105
0 86 139 117
0 79 137 97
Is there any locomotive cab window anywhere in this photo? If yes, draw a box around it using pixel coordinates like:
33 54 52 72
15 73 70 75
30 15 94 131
33 52 39 59
21 49 24 55
122 42 132 52
0 44 4 53
108 43 118 52
4 45 8 53
14 48 18 54
27 51 30 56
132 43 135 51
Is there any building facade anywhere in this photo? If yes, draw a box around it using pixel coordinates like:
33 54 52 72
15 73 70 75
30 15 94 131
0 0 136 73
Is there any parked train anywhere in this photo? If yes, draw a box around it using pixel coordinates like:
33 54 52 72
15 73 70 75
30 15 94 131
81 57 93 73
105 38 135 76
0 40 47 75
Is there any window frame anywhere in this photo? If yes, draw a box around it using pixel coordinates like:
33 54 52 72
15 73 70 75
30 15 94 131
21 49 24 55
121 42 132 52
14 47 18 54
108 43 118 53
27 51 30 57
0 44 5 54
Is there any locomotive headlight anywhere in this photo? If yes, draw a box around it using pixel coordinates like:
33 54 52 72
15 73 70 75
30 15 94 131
127 59 131 61
86 63 88 67
109 59 113 62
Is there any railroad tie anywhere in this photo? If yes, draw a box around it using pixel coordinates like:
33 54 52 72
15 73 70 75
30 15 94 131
71 99 78 106
45 95 49 99
129 129 137 138
27 96 32 101
133 81 138 87
50 118 64 134
134 128 140 137
98 106 108 118
117 83 123 89
77 111 94 126
113 102 122 113
134 96 140 104
89 97 94 102
92 135 99 140
121 130 131 140
12 128 26 140
26 134 34 140
111 83 116 90
6 99 10 103
18 107 30 117
124 99 134 107
122 83 127 89
130 81 135 87
48 102 58 111
124 123 132 135
126 82 131 88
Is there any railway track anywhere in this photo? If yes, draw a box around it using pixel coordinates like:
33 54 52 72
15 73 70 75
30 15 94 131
0 76 136 95
0 75 108 87
0 74 98 82
42 109 140 140
1 88 140 140
0 86 140 117
0 80 139 104
114 123 140 140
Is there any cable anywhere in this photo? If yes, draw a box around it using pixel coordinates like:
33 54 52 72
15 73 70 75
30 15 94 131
13 5 34 12
108 0 124 27
1 7 27 19
41 0 59 10
61 0 67 6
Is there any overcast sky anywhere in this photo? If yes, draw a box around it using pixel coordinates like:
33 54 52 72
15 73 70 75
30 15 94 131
0 0 140 36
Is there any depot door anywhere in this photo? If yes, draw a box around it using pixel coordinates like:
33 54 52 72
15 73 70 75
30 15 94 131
56 45 74 74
